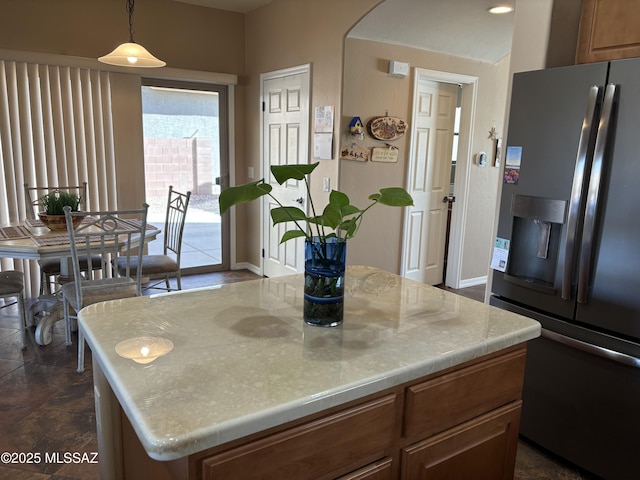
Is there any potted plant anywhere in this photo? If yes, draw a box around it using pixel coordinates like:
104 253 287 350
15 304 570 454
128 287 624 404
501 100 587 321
219 162 413 326
38 191 83 230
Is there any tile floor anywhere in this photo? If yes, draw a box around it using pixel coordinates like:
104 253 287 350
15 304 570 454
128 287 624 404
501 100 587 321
0 274 600 479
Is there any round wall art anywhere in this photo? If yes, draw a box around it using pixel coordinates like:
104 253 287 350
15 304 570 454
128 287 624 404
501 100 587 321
367 116 407 141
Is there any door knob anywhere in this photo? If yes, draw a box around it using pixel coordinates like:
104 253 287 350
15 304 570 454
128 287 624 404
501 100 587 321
294 197 304 205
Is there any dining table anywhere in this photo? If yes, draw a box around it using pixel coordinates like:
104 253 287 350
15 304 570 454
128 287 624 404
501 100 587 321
0 217 160 346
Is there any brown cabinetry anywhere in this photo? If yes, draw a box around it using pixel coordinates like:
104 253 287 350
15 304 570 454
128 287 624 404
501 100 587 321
577 0 640 63
201 394 400 480
404 348 525 442
123 345 527 480
336 458 394 480
401 403 521 480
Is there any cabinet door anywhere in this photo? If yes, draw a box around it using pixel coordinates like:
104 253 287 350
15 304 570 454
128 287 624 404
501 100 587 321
401 402 521 480
577 0 640 63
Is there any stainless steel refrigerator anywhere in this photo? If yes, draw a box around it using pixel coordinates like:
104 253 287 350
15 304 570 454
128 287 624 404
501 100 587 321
490 59 640 480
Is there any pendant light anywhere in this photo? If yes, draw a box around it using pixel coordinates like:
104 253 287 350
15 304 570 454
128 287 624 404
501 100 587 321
99 0 165 68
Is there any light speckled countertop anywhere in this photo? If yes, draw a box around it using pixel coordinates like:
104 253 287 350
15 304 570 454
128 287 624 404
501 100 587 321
79 266 540 461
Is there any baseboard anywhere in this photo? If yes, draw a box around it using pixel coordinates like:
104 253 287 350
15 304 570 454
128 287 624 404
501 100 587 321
458 275 487 289
232 262 261 276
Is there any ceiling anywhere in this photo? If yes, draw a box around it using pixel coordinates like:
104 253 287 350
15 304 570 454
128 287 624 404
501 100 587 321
348 0 515 63
174 0 515 63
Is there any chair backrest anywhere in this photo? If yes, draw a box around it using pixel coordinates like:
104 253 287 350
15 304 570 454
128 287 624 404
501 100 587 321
24 182 88 219
163 185 191 258
64 204 149 308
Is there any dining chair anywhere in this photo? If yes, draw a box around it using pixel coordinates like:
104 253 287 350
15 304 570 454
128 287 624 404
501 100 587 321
62 204 149 373
116 186 191 292
24 182 101 295
0 270 27 349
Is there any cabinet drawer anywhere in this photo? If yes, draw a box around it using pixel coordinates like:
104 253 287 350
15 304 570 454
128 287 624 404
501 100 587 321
401 401 522 480
404 348 526 440
201 394 399 480
336 457 393 480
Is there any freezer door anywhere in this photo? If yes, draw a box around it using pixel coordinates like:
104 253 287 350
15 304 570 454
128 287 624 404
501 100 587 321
490 296 640 480
492 62 608 320
576 57 640 342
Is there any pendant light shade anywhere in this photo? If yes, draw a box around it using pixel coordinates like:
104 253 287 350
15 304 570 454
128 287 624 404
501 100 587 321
99 0 165 68
99 42 165 68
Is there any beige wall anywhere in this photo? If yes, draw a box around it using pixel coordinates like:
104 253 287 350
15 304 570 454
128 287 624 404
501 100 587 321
240 0 570 281
239 0 382 266
0 0 579 280
0 0 245 73
0 0 383 270
340 38 511 278
0 0 246 211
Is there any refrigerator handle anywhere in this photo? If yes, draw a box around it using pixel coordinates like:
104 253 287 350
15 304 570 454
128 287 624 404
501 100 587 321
577 83 618 304
562 86 602 300
541 329 640 369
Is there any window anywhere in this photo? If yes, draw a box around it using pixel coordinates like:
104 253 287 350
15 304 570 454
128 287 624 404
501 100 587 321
141 80 230 272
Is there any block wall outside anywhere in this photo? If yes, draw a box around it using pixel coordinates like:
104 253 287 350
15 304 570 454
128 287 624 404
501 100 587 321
144 137 217 198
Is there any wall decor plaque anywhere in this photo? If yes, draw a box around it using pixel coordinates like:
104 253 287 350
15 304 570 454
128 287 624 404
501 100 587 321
367 116 407 141
340 145 369 162
371 146 399 163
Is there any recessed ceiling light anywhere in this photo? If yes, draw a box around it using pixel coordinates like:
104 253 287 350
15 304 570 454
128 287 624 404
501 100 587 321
488 5 514 14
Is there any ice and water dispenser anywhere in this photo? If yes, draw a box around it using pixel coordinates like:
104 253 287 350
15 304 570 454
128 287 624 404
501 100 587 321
504 194 566 293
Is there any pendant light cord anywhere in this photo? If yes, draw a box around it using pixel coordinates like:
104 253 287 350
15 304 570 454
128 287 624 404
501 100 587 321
126 0 136 43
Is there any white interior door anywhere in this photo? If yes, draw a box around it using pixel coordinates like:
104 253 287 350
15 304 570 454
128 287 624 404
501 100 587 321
261 66 310 278
403 77 458 285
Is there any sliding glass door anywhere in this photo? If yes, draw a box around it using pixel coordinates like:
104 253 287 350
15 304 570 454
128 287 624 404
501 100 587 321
141 79 229 272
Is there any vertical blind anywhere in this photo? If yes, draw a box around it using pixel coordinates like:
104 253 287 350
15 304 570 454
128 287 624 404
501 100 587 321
0 60 118 296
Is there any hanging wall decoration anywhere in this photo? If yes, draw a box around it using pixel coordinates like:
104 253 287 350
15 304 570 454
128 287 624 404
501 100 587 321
495 138 503 167
367 115 407 141
489 126 502 167
313 106 334 160
349 116 365 140
340 145 370 162
371 144 399 163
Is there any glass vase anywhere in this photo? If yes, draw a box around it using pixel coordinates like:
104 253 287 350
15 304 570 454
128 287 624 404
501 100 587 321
304 237 346 327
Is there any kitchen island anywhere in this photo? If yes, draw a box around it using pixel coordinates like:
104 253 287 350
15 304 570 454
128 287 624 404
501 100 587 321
79 266 540 480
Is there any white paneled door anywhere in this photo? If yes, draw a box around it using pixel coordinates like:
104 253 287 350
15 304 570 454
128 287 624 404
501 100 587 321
403 77 458 285
261 65 310 278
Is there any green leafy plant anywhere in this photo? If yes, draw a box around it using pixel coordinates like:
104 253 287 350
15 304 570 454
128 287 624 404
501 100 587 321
219 162 414 244
39 191 81 215
221 162 413 325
